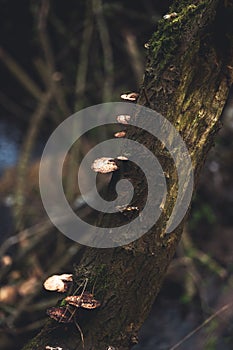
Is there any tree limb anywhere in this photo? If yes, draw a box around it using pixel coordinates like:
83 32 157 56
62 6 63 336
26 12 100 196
22 1 233 349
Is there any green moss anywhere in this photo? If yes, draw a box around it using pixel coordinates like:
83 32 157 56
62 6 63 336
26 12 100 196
22 338 38 350
73 263 112 298
148 1 212 73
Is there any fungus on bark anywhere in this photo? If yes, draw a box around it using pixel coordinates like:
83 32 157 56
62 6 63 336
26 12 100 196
116 115 131 125
120 92 139 101
114 131 126 138
91 157 119 174
43 274 73 293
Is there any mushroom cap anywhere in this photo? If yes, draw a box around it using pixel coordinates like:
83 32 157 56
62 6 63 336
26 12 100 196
120 92 139 101
43 274 73 292
116 115 131 125
114 131 126 138
47 306 73 323
116 156 128 161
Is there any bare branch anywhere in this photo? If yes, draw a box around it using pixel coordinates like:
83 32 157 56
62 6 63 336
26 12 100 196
0 47 43 101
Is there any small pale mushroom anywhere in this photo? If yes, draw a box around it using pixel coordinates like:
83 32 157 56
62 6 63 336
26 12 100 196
163 12 178 20
116 156 128 161
120 92 139 101
43 274 73 293
114 131 126 138
91 157 119 174
116 115 131 125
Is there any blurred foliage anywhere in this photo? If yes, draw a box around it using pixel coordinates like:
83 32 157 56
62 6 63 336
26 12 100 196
189 199 216 230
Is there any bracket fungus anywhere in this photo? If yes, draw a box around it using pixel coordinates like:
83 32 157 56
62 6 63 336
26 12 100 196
47 306 74 323
65 292 101 309
91 157 119 174
116 156 128 161
114 131 126 138
116 115 131 125
91 156 129 175
43 274 73 293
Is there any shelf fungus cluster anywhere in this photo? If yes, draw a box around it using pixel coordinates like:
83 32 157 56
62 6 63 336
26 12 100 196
91 91 140 218
44 275 100 346
114 91 139 131
46 292 100 323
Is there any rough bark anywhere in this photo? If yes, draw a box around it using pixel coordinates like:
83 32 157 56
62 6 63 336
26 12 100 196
22 0 233 349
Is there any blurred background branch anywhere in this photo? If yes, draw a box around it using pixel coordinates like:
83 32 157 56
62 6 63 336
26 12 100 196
0 0 232 349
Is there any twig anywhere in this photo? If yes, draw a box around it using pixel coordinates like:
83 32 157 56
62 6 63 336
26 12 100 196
33 57 51 87
0 47 43 101
37 0 71 117
0 220 50 257
0 90 28 120
182 229 227 278
0 219 53 282
26 298 60 312
38 0 54 74
0 188 92 260
169 302 233 350
74 2 93 111
14 90 53 231
65 1 94 202
123 30 144 87
4 318 47 334
92 0 114 102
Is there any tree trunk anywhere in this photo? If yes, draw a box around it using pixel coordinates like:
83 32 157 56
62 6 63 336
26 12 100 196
22 0 233 349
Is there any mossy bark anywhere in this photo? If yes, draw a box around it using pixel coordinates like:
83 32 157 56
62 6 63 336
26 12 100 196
22 0 233 349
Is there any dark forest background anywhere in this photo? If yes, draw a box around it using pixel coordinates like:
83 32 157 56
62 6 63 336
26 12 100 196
0 1 233 349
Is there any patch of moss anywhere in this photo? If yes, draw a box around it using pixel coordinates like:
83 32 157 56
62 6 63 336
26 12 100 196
73 263 111 298
148 1 212 72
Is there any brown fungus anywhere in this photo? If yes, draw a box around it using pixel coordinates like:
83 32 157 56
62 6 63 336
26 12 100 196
47 306 73 323
65 292 101 309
